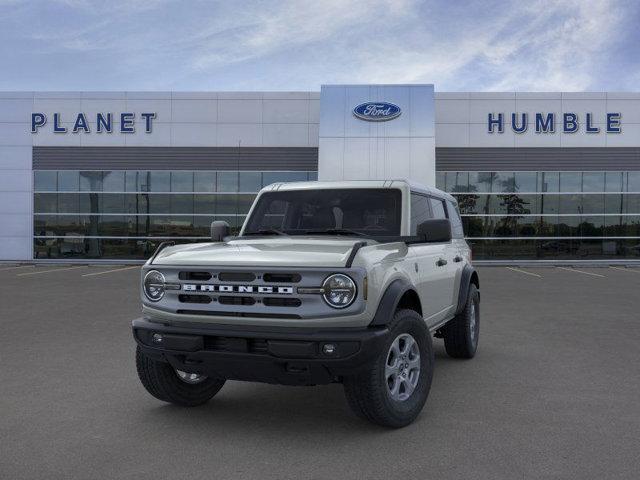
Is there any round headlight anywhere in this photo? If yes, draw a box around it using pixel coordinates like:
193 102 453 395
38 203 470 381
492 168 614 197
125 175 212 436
322 274 357 309
143 270 166 302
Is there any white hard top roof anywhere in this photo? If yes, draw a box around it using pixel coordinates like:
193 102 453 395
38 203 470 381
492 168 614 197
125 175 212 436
262 179 456 203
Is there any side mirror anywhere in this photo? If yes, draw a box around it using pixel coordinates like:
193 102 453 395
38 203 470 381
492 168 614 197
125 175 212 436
417 219 451 243
210 220 230 242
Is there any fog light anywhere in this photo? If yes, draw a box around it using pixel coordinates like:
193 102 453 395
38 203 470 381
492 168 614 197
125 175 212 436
322 343 336 355
152 333 163 344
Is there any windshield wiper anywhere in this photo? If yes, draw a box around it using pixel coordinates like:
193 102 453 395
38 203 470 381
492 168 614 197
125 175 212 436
243 229 288 236
302 228 368 237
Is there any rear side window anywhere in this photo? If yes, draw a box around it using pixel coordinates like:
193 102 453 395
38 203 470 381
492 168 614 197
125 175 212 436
429 198 447 219
410 193 432 235
446 200 465 238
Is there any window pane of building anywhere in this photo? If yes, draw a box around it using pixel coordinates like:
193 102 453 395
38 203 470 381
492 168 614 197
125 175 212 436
559 172 582 192
604 172 623 192
469 172 493 192
581 194 604 214
239 172 262 192
582 172 605 192
79 171 103 191
538 172 559 192
194 172 217 192
559 194 581 214
514 172 537 192
102 171 125 192
628 172 640 192
445 172 468 192
217 171 238 192
148 171 170 192
170 194 194 214
57 171 79 192
102 194 125 214
171 172 194 192
194 194 216 214
604 194 623 214
493 172 515 192
34 171 57 191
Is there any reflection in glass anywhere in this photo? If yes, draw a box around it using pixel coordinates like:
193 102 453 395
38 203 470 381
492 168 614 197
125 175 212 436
628 172 640 192
538 172 559 192
102 171 125 192
217 171 239 192
493 172 515 192
604 172 623 192
57 171 79 192
171 172 194 192
34 171 57 191
560 172 582 192
80 172 103 192
514 172 537 192
148 171 170 192
445 172 469 192
194 172 217 192
582 172 605 192
239 172 262 192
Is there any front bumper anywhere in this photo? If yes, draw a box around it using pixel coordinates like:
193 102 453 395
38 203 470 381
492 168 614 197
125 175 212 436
132 318 390 386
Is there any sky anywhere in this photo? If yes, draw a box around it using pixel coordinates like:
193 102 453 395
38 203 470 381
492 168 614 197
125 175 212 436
0 0 638 92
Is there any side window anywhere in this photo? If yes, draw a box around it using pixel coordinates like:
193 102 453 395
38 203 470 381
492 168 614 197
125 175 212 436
446 200 465 238
410 193 432 235
429 197 447 219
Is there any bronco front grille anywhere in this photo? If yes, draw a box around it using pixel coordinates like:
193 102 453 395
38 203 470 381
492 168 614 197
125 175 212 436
153 267 365 319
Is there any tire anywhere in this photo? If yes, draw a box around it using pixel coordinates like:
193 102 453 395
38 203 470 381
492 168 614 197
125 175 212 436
443 283 479 359
343 309 434 428
135 346 226 406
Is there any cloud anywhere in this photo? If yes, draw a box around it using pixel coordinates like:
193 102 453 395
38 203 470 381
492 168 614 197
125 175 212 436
0 0 637 91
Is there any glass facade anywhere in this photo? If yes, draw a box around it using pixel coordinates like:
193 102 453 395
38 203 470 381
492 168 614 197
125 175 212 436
33 170 317 259
436 171 640 260
33 168 640 261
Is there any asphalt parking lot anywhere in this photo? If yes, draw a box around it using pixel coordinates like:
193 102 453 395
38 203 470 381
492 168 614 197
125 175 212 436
1 264 639 480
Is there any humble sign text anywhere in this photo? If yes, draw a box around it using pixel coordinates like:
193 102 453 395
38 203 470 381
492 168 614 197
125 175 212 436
488 112 621 134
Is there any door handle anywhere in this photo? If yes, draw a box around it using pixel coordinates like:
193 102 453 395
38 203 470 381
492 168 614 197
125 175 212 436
454 255 463 263
436 258 448 267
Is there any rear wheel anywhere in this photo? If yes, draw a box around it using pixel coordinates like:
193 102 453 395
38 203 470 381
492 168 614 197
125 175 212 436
343 309 434 428
136 346 226 406
443 284 479 359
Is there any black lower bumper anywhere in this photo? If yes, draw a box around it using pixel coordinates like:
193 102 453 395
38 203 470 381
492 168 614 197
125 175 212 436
132 318 390 386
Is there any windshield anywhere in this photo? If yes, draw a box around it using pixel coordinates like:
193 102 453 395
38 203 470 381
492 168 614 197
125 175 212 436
243 188 402 237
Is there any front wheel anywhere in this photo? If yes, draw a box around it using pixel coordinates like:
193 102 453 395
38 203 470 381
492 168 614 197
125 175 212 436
135 346 226 406
343 309 434 428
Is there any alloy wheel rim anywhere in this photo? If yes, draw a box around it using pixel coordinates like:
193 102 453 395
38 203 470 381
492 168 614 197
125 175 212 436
469 303 477 344
175 369 208 384
385 333 421 402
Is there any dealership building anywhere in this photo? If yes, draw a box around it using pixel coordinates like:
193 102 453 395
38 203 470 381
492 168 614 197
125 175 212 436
1 84 639 262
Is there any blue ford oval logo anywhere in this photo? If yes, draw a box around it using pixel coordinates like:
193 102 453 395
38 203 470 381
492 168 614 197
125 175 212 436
353 102 402 122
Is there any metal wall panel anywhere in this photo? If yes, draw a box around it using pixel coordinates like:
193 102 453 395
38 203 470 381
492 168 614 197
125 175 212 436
436 147 640 171
33 147 318 171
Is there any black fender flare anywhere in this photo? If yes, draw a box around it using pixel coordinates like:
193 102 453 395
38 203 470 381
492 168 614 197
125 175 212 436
369 278 416 327
455 264 479 315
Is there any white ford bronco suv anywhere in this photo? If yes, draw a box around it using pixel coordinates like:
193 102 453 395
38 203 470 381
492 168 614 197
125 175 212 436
133 180 480 427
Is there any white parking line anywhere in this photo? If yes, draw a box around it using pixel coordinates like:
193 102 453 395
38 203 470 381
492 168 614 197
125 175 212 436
0 265 34 272
506 267 542 278
609 266 640 274
557 266 606 278
16 266 87 277
82 266 140 277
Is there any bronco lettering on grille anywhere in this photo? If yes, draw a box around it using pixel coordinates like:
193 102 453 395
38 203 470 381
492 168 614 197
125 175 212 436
182 284 294 294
